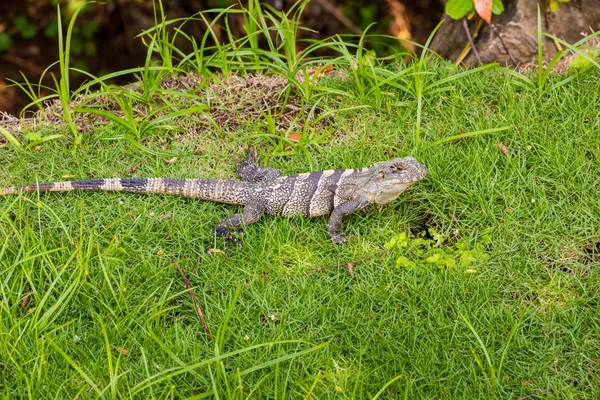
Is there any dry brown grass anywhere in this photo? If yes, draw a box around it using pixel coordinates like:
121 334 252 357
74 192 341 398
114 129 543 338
0 72 336 140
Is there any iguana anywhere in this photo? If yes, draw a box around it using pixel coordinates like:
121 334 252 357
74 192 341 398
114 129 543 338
1 149 427 251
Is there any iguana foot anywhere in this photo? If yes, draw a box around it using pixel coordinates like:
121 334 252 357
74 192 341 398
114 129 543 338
214 227 243 256
330 234 348 245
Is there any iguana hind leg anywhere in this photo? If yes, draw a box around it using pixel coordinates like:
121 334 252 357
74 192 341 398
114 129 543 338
237 147 282 182
214 199 265 254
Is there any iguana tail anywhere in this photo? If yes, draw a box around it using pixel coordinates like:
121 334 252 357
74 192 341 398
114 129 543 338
1 178 251 205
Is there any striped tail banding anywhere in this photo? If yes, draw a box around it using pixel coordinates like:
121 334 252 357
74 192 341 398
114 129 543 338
1 178 250 205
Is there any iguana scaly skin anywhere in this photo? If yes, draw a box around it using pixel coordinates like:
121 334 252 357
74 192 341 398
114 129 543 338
1 149 427 250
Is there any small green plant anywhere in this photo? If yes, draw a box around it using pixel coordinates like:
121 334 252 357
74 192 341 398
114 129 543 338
567 46 600 71
70 1 210 155
547 0 573 13
349 23 503 144
385 228 491 270
249 99 334 166
23 130 64 149
445 0 504 22
7 3 88 147
53 2 86 148
138 0 177 71
77 87 209 155
329 26 398 110
0 126 23 151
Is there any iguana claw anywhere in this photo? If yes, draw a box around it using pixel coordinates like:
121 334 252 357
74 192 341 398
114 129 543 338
214 227 243 256
330 234 348 245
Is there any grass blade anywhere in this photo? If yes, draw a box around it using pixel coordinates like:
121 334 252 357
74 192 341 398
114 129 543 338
0 126 23 150
428 126 513 147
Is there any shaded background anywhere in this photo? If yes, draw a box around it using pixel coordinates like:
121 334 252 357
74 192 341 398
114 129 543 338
0 0 444 115
1 0 598 116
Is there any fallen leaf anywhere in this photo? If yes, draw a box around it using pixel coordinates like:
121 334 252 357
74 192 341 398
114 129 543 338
435 96 446 109
284 133 302 153
347 262 355 278
474 0 493 23
61 174 77 179
158 213 172 222
207 248 226 256
506 207 513 213
499 141 509 154
125 161 143 175
452 128 467 143
310 64 334 78
111 345 129 355
164 157 178 164
34 145 41 151
20 293 31 310
288 133 302 142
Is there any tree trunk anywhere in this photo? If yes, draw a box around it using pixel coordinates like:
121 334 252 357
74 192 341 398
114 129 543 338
430 0 600 66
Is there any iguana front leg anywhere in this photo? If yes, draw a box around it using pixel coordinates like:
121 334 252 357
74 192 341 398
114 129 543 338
327 198 369 244
237 147 282 182
214 200 265 254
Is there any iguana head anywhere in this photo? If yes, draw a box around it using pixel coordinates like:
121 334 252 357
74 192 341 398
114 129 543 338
353 156 428 204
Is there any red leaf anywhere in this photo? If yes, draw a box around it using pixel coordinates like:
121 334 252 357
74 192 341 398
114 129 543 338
288 133 302 142
283 133 302 152
309 64 334 78
474 0 493 23
322 64 334 74
20 294 31 310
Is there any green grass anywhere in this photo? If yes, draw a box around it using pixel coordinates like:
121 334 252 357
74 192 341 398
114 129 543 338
2 65 599 398
2 2 600 398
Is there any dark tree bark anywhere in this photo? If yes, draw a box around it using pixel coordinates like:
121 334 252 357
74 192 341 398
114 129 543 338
430 0 600 66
